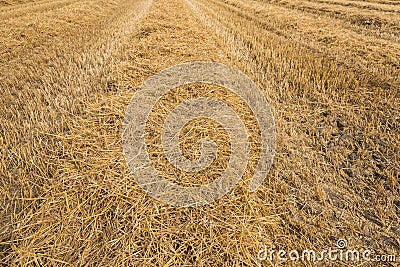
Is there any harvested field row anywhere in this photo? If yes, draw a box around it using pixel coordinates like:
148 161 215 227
207 0 400 88
1 0 399 265
275 0 400 17
260 0 400 35
1 0 153 263
0 0 43 7
308 0 400 13
360 0 400 5
1 0 268 264
187 0 399 262
252 0 400 43
0 0 81 21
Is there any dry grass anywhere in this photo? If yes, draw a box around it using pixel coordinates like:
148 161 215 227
1 0 399 265
263 0 400 33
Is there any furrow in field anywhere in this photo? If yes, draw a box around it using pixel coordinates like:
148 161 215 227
0 0 153 150
276 1 400 42
1 1 152 262
189 0 360 94
0 0 43 7
250 0 400 42
351 0 400 5
0 0 130 63
308 0 400 13
260 0 400 34
0 0 81 20
2 0 270 264
187 0 399 259
207 0 400 88
1 0 71 12
1 0 54 10
2 0 399 264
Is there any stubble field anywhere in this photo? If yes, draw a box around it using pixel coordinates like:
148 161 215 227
1 0 399 265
